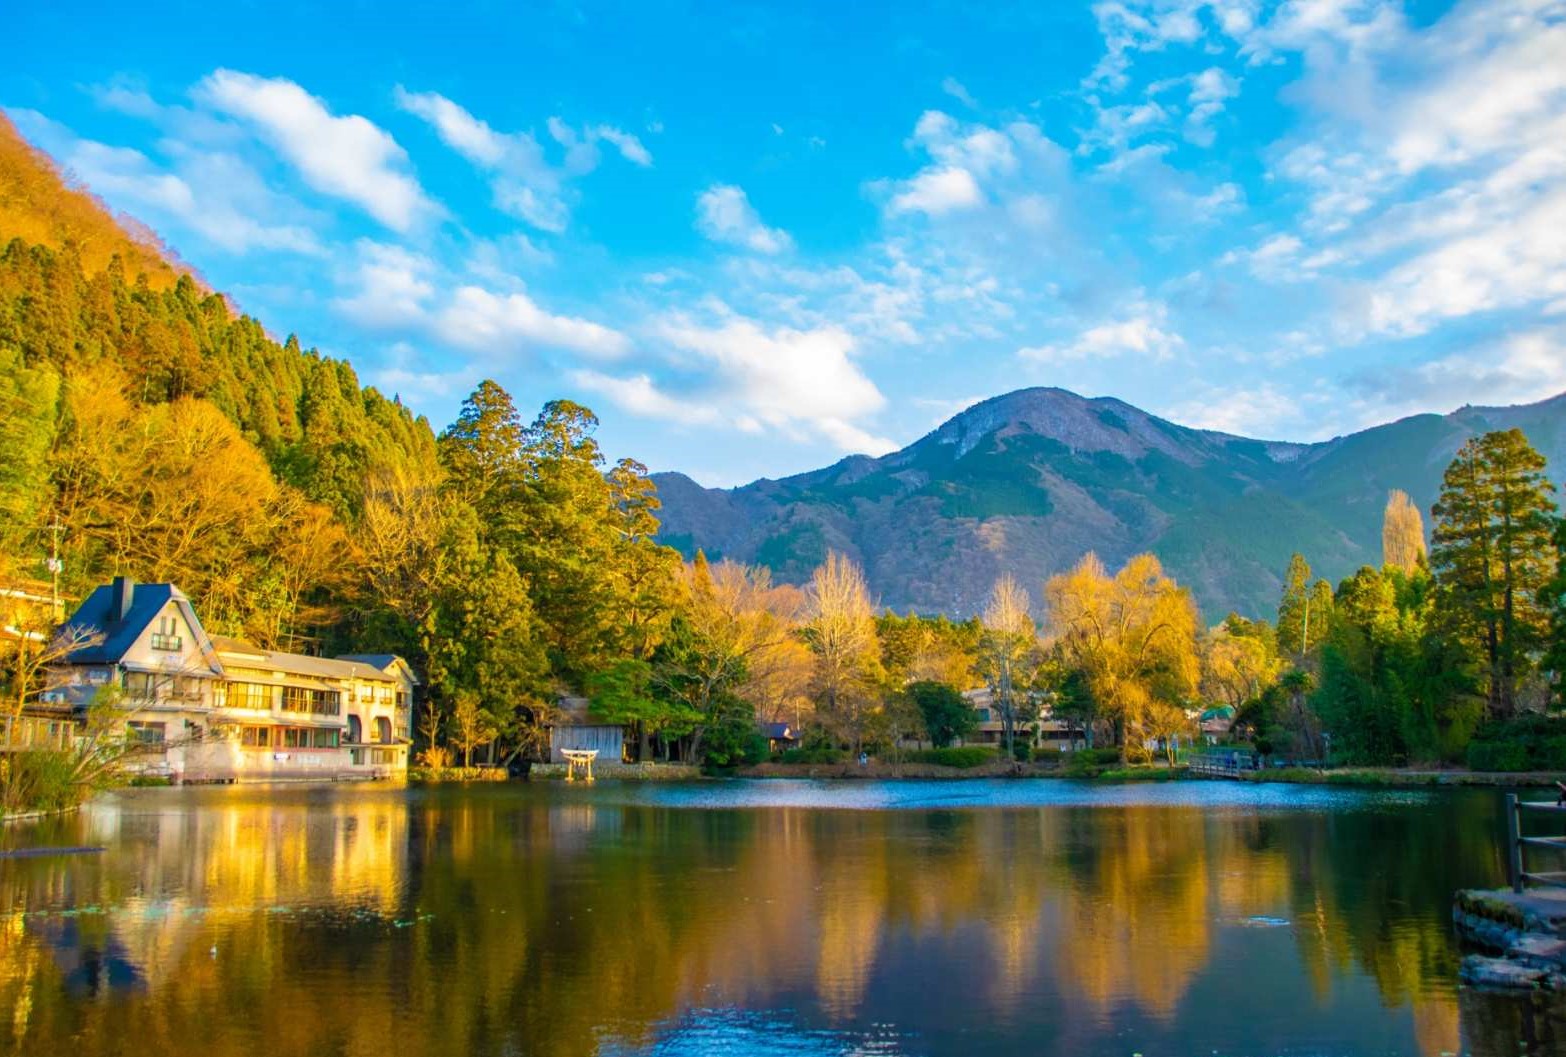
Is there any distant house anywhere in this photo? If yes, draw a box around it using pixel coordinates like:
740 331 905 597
760 721 801 753
1199 705 1236 745
1 578 74 751
547 695 624 764
43 576 417 782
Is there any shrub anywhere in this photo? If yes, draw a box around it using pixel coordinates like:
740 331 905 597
1465 715 1566 772
0 750 83 816
906 746 995 768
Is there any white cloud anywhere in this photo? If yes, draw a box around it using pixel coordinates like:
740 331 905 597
571 370 720 424
1163 381 1305 437
197 70 437 231
1351 327 1566 418
609 311 897 455
434 286 630 358
395 87 649 232
8 107 321 255
695 185 793 254
887 166 984 216
1019 302 1185 362
941 77 978 108
333 241 436 328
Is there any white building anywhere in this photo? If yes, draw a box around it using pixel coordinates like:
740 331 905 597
45 576 416 782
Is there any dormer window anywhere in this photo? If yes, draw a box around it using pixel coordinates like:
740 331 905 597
150 615 183 652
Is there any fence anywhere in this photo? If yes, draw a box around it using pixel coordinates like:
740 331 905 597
1504 793 1566 892
1188 752 1261 778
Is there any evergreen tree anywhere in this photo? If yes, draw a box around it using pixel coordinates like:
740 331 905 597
1431 430 1557 716
1276 554 1330 659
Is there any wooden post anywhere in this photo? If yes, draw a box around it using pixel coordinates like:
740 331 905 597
1507 794 1524 893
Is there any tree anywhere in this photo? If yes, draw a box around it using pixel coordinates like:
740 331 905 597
1546 518 1566 707
449 691 499 768
1201 615 1282 711
437 380 526 516
1382 489 1427 573
1431 430 1558 717
1277 554 1331 661
801 551 881 753
422 509 550 763
0 347 59 572
1045 553 1200 763
977 575 1036 757
905 680 976 748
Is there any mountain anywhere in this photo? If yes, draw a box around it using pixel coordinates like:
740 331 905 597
653 388 1566 621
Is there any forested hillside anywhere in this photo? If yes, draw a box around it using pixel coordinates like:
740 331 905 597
0 112 186 289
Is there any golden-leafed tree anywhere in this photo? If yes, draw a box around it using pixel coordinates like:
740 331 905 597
802 551 882 752
1381 489 1427 573
1044 553 1200 762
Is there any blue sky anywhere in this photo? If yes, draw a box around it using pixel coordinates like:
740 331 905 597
6 0 1564 486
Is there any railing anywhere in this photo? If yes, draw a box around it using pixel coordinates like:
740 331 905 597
1505 793 1566 892
1189 752 1260 778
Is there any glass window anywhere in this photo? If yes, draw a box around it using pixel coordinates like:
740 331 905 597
127 721 166 745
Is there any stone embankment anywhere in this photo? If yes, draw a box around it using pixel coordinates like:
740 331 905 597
1455 888 1566 990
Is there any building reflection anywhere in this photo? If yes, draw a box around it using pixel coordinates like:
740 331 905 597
0 787 1502 1057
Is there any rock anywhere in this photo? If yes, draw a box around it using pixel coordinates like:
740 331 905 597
1461 954 1566 990
1508 934 1566 970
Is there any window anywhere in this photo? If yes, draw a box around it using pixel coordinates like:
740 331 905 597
127 721 166 745
373 716 393 744
124 671 157 699
346 715 363 743
241 726 271 748
371 748 396 765
226 682 273 711
150 615 183 652
281 686 340 716
313 729 340 749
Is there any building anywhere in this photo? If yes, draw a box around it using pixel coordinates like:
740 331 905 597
547 695 624 764
43 576 416 782
0 578 74 751
759 721 802 753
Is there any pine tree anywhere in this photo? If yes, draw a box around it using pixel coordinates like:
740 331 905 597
1431 430 1557 716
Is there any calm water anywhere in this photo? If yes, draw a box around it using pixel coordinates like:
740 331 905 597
0 780 1560 1057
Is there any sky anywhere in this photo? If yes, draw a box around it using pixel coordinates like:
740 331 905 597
5 0 1565 487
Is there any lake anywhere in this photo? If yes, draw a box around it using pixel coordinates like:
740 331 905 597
0 779 1559 1056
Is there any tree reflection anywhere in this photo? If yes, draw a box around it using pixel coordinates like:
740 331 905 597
0 785 1520 1057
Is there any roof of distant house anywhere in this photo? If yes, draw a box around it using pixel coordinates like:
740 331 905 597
63 579 222 672
760 722 798 740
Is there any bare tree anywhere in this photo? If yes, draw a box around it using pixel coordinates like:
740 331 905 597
978 575 1036 757
802 551 880 753
1382 489 1427 573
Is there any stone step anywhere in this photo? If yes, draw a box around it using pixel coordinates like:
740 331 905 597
1461 954 1566 990
1508 933 1566 969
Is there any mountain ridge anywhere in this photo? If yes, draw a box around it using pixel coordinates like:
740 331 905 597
652 386 1566 620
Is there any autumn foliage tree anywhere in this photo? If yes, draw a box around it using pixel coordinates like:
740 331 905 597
1382 489 1427 573
1045 553 1200 762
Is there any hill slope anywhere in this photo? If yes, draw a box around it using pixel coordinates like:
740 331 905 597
653 388 1566 620
0 110 188 289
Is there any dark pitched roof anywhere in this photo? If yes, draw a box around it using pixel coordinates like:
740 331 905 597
63 581 220 673
760 722 798 740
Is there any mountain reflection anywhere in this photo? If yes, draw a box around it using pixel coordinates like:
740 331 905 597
0 784 1525 1056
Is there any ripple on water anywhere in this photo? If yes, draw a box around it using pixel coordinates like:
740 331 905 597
552 777 1439 813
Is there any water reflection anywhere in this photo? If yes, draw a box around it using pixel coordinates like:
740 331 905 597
0 781 1538 1056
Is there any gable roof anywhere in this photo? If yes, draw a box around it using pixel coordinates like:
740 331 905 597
63 580 222 674
337 653 420 684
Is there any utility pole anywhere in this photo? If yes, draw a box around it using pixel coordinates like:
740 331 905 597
44 516 64 619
